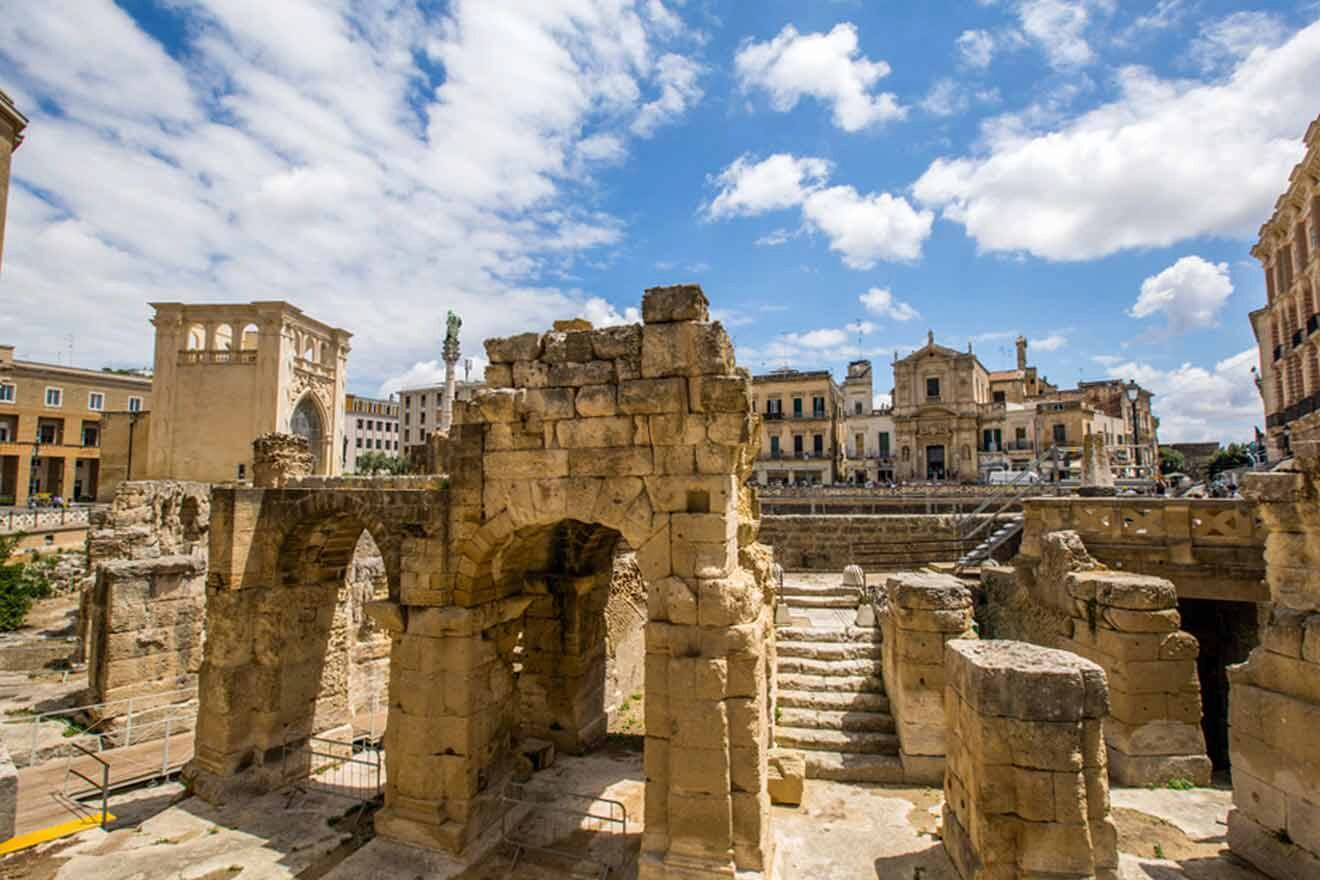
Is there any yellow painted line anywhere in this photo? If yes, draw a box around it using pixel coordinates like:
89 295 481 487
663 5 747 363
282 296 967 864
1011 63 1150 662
0 812 114 855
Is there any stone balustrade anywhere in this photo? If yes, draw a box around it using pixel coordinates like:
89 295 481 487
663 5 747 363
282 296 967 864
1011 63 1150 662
1019 497 1267 602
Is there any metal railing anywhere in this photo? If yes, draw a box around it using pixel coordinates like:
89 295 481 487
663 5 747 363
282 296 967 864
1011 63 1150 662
499 781 629 879
282 734 384 823
11 687 197 767
62 742 110 828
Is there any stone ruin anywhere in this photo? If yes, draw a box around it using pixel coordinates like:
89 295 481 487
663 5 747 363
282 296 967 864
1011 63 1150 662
182 285 777 878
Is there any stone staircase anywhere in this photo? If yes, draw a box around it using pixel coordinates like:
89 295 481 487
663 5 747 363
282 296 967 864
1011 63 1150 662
773 624 903 783
778 580 859 609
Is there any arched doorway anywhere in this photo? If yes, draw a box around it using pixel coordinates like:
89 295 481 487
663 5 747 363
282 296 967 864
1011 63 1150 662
291 395 325 474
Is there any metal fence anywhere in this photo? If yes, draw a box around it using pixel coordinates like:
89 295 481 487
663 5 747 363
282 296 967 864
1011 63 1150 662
499 781 629 879
281 734 384 822
10 687 198 768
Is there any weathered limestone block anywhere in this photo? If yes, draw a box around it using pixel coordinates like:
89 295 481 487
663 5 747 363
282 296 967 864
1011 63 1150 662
1059 568 1211 786
766 748 804 806
1078 433 1116 497
642 283 710 323
1228 453 1320 878
252 433 313 488
942 640 1117 880
484 331 542 364
879 572 976 783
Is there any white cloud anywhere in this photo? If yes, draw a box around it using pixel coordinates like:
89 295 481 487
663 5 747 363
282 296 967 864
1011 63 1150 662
957 29 996 68
706 154 932 267
801 187 933 268
921 78 968 118
1030 334 1067 351
1187 11 1289 75
0 1 699 388
1092 354 1122 366
734 23 905 132
754 228 795 247
859 287 920 322
1015 0 1110 69
737 321 892 373
631 52 704 137
704 153 832 220
1104 349 1262 443
913 21 1320 261
1129 256 1233 333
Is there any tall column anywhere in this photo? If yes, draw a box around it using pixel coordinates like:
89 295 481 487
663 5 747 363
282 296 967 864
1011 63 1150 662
0 91 28 274
440 310 461 435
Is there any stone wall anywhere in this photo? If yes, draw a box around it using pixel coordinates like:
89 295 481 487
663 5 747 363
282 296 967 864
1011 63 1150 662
252 432 314 488
879 572 977 783
942 640 1117 880
1058 570 1211 786
978 563 1071 648
759 514 1004 570
1229 454 1320 877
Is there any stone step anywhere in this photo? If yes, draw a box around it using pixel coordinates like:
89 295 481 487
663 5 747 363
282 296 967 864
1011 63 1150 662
783 595 858 609
778 688 890 713
780 585 858 598
775 626 882 644
776 640 883 662
775 726 900 755
775 656 884 678
803 751 906 783
777 707 895 733
777 673 886 694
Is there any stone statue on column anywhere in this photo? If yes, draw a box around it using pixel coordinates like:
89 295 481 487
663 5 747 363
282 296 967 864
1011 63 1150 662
440 310 461 434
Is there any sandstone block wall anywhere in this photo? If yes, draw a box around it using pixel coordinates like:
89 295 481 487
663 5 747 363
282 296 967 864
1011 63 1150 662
879 572 976 783
758 514 999 570
0 743 15 842
1059 570 1211 787
252 432 314 488
943 640 1117 880
1230 456 1320 878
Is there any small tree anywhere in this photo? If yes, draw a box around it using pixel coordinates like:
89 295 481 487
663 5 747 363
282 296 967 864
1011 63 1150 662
0 534 54 632
1159 447 1186 476
1207 443 1253 481
356 452 409 476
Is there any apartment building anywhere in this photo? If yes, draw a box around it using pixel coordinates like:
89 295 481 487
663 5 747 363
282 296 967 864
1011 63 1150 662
398 380 481 454
1249 113 1320 458
841 360 896 484
891 334 1157 481
751 368 846 485
0 345 152 504
344 394 401 472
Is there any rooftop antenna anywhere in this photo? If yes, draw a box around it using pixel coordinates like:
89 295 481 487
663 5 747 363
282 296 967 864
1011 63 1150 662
856 318 864 352
66 334 74 367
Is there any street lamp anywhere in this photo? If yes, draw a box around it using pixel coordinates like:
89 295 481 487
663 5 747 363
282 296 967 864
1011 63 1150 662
1125 380 1141 478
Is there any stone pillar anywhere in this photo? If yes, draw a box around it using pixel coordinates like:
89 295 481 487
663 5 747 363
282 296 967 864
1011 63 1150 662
879 572 976 783
440 312 461 435
943 640 1117 880
251 433 313 488
1078 434 1115 497
1229 453 1320 877
1060 570 1211 786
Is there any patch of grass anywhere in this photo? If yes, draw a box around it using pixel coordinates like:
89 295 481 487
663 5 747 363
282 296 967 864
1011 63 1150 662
1154 843 1165 859
1164 777 1196 791
57 716 88 738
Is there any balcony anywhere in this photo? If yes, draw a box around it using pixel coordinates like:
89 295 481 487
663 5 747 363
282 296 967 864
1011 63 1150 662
178 349 258 366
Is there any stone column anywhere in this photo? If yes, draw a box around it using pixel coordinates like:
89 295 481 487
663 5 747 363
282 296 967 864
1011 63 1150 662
1060 570 1211 786
1229 452 1320 877
879 572 977 783
440 313 461 435
943 640 1117 880
251 433 313 488
1078 434 1114 497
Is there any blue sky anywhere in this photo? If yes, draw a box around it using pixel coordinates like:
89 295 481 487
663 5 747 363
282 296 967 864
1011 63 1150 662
1 1 1317 442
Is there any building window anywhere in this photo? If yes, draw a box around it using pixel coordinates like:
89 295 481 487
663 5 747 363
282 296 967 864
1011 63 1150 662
82 426 99 447
812 396 825 418
766 398 782 416
405 429 411 443
926 377 940 399
44 387 62 408
878 432 890 456
128 396 142 413
420 412 426 425
1053 424 1067 445
88 392 105 411
0 423 8 442
769 436 780 458
792 398 803 418
813 434 824 456
356 438 362 448
993 390 1006 404
38 423 58 444
420 394 427 407
0 383 13 403
793 435 804 456
357 418 363 429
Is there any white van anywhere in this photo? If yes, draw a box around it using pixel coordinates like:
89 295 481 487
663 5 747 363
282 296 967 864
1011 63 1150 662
986 469 1040 485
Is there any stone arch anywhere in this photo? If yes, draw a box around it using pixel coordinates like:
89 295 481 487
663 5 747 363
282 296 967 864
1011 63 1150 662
240 322 260 351
214 323 234 351
185 323 206 351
